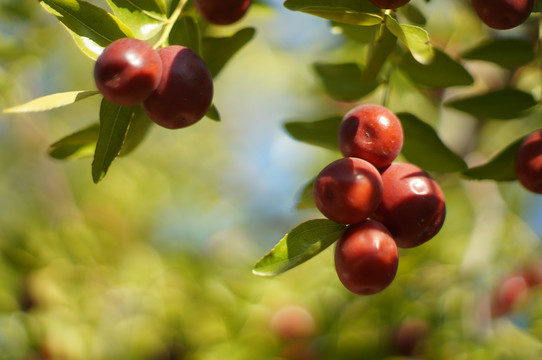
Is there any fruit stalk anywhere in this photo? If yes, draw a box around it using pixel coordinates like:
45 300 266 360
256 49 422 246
153 0 189 49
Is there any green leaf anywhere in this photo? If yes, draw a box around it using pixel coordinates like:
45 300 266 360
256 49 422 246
313 62 379 101
48 123 99 160
252 219 347 276
330 22 378 43
385 16 433 65
206 104 221 122
399 48 474 88
39 0 134 60
462 136 525 181
92 99 135 183
445 88 538 120
2 90 99 113
202 27 256 78
105 0 166 40
398 113 467 172
119 105 152 156
283 116 341 150
295 178 316 209
284 0 382 25
398 3 426 25
461 38 536 68
169 15 201 53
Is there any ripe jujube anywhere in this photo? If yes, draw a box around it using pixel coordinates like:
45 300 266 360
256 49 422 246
313 157 383 225
94 38 162 106
515 129 542 194
334 219 399 295
471 0 534 30
143 46 213 129
194 0 251 25
372 162 446 248
337 104 403 169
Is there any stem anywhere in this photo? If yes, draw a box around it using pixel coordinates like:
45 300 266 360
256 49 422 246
361 13 397 83
153 0 188 49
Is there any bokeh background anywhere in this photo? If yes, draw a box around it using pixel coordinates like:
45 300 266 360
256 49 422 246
1 0 542 358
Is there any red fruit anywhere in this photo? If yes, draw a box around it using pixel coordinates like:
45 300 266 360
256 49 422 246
471 0 534 30
337 104 403 169
143 46 213 129
313 157 383 225
373 162 446 248
334 219 398 295
515 129 542 194
270 305 317 340
391 319 429 357
369 0 410 9
94 38 162 106
194 0 251 25
491 273 530 317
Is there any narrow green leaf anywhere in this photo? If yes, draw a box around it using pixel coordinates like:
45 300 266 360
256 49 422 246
284 0 382 25
461 38 536 68
445 88 538 120
313 62 379 101
119 104 152 156
385 16 433 64
462 137 525 181
48 122 99 160
169 15 201 54
252 219 347 276
2 90 99 113
295 178 316 209
398 112 467 172
206 104 221 122
399 48 474 88
330 22 378 43
105 0 166 40
39 0 134 60
202 27 256 78
92 99 135 183
283 116 341 150
309 10 383 26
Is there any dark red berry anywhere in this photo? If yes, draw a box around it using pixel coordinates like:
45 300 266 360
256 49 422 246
194 0 251 25
94 38 162 106
471 0 534 30
515 129 542 194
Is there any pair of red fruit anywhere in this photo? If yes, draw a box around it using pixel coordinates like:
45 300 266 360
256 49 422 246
312 105 446 295
370 0 533 31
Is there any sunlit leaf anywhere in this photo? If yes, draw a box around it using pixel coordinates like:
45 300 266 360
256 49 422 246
283 116 341 150
399 48 473 88
39 0 134 59
202 27 256 78
252 219 346 276
385 16 433 64
169 15 201 54
313 62 379 101
92 99 135 183
2 90 99 113
48 122 99 160
284 0 382 25
119 105 153 156
398 113 467 172
461 38 535 68
462 136 525 181
445 88 538 120
105 0 166 39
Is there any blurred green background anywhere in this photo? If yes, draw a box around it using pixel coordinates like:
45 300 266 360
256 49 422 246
1 0 542 359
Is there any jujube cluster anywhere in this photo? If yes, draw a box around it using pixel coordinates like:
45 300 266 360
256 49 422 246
94 38 213 130
312 104 446 295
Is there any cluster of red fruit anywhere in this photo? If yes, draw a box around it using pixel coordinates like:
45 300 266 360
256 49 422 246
93 0 252 130
369 0 534 31
312 105 446 295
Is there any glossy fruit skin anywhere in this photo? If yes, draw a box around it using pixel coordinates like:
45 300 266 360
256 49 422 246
313 157 383 225
94 38 162 106
194 0 251 25
369 0 410 9
372 162 446 248
143 46 213 129
515 129 542 194
471 0 534 30
338 104 403 169
334 220 398 295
